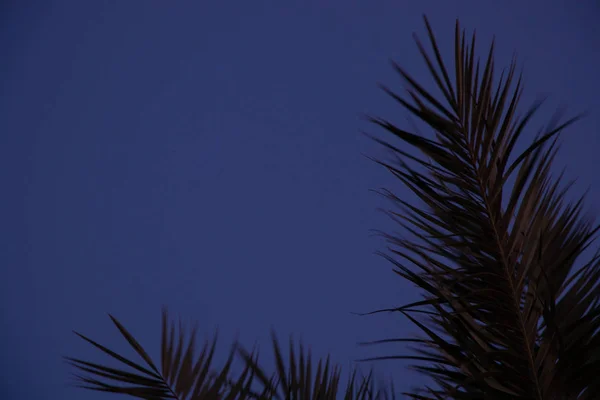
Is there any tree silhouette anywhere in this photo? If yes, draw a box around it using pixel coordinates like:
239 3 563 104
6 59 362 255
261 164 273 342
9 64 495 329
65 15 600 399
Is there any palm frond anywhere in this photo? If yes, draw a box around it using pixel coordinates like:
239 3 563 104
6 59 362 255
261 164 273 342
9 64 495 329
235 330 395 400
365 15 600 399
65 307 255 400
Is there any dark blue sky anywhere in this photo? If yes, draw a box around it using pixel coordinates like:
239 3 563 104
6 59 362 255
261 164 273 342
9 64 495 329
2 1 598 399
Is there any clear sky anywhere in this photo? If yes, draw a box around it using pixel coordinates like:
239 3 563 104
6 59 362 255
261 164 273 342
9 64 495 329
1 1 599 399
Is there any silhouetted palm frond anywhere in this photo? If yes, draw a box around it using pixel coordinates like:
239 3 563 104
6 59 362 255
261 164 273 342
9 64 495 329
236 330 395 400
362 15 600 399
65 308 255 400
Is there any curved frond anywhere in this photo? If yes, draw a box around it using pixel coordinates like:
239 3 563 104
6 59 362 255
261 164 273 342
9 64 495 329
235 330 395 400
65 307 254 400
366 15 600 399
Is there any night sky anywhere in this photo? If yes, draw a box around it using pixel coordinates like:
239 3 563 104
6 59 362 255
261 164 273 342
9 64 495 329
2 1 599 399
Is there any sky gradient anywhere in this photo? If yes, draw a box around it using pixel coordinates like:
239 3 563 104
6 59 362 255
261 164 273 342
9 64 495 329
2 1 599 399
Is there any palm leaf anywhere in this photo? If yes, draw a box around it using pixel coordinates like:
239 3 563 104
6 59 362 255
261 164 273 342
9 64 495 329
235 330 395 400
66 307 255 399
363 15 600 399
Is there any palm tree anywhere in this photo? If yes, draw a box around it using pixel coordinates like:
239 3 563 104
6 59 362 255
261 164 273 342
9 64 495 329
66 15 600 399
